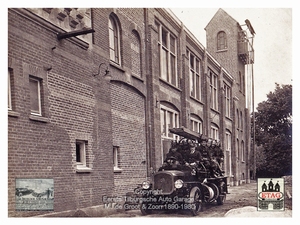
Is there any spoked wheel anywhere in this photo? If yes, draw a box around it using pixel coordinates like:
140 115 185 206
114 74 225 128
189 186 203 216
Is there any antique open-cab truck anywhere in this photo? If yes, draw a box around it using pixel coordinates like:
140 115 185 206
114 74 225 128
139 127 228 216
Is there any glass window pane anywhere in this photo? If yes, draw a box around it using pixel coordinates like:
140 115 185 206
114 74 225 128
196 59 200 73
170 35 175 53
170 55 176 85
8 70 11 109
196 74 200 99
76 143 81 162
162 28 167 47
29 78 40 114
161 49 168 80
160 109 165 136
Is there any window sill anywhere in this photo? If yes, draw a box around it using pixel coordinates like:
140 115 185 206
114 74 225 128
76 166 92 173
190 96 204 105
131 74 144 83
159 78 181 92
110 61 125 72
8 110 20 118
29 114 49 123
114 168 123 173
216 49 228 53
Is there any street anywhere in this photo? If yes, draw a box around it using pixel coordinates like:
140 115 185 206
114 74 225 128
108 181 259 217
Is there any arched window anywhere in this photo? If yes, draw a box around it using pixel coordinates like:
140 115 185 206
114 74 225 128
210 123 219 140
131 30 142 77
190 114 203 134
109 15 121 64
217 31 227 50
236 109 239 129
240 111 243 131
241 140 245 162
236 138 239 160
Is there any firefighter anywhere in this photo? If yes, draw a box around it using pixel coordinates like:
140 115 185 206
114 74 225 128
184 142 202 175
159 141 183 171
210 140 224 177
165 140 183 164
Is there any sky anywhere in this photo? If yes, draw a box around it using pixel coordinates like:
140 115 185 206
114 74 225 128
170 8 293 110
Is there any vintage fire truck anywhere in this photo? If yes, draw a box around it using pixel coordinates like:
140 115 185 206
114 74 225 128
139 127 228 216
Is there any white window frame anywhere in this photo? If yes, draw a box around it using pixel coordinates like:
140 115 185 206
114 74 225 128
8 69 12 110
210 124 219 140
113 146 122 172
224 83 231 118
76 140 91 172
188 50 201 101
157 23 178 87
109 15 121 65
160 105 179 140
190 117 203 134
209 71 218 111
29 76 42 116
225 131 232 176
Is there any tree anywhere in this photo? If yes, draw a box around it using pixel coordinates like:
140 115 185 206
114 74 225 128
253 83 292 177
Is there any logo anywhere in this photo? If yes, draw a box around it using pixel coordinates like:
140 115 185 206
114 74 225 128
257 178 284 211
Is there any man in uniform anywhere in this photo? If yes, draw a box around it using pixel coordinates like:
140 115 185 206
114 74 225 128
210 140 224 177
159 141 183 170
184 142 202 175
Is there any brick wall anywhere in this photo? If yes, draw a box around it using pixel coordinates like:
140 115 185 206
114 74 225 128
8 9 114 216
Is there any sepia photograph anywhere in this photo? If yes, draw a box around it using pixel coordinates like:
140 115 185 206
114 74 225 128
5 1 296 222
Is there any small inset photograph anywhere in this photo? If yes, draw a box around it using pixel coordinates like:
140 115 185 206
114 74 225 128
15 178 54 211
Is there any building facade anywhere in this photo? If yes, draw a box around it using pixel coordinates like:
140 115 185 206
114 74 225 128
8 8 254 216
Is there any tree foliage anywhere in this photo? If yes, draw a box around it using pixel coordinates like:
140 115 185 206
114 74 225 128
253 83 292 177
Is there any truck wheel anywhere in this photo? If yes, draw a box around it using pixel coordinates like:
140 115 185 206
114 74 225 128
189 186 203 216
140 203 152 215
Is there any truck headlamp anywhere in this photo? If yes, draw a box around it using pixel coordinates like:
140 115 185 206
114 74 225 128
142 181 150 189
174 179 183 189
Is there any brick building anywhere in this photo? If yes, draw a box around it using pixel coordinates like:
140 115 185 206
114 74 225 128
8 8 254 216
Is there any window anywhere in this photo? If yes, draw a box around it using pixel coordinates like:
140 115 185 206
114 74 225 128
210 124 219 140
217 31 227 50
8 69 12 110
236 109 240 129
188 50 201 100
241 141 245 162
236 138 239 160
157 22 178 86
29 76 42 116
160 105 179 139
209 71 218 110
76 140 91 172
190 115 203 134
225 131 232 176
113 146 122 172
240 111 243 131
131 30 142 77
109 15 120 64
224 83 231 117
239 71 245 94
